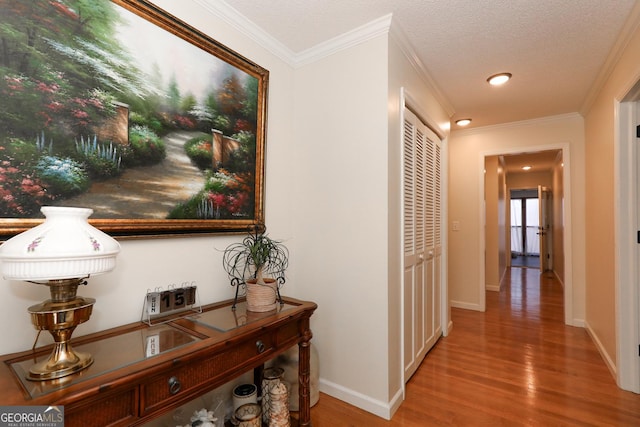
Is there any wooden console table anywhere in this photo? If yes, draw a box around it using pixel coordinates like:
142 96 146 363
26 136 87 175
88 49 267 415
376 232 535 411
0 297 317 426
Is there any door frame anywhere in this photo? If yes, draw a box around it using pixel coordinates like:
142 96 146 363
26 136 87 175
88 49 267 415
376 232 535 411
614 94 640 393
480 143 573 324
538 185 552 272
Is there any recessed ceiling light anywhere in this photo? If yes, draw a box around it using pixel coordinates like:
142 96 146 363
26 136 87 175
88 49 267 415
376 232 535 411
455 118 472 126
487 72 512 86
522 165 531 171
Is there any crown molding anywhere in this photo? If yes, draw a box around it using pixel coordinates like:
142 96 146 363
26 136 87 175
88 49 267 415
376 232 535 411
389 19 455 117
195 0 393 69
580 1 640 115
294 14 393 68
452 112 584 136
195 0 455 117
193 0 297 66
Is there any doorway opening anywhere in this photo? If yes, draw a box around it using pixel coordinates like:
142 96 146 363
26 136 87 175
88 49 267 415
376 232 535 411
510 189 540 269
482 146 570 323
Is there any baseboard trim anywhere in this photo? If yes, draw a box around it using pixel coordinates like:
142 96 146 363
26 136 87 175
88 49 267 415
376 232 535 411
318 378 399 420
552 270 565 289
388 387 404 419
584 320 617 379
450 300 483 311
571 318 586 328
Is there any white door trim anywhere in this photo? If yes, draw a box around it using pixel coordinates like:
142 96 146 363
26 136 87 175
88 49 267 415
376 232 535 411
614 98 640 393
480 143 573 324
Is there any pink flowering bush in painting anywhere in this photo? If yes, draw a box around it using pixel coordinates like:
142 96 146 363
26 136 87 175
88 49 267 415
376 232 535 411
201 190 249 218
0 146 52 217
0 69 114 140
172 114 196 130
168 169 253 219
201 169 252 218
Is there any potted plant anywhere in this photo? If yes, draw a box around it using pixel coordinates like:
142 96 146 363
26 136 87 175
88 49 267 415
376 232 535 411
222 224 289 312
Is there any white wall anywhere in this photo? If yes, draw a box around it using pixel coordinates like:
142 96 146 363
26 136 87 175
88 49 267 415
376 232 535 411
290 34 392 415
448 114 585 325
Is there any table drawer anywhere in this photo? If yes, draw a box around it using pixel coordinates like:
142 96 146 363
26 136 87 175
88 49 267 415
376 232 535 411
64 386 138 427
142 332 274 414
277 320 301 345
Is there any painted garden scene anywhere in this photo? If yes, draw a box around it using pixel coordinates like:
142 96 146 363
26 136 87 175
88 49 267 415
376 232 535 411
0 0 267 232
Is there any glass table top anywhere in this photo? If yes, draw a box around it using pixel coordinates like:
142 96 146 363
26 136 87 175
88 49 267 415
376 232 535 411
11 323 200 399
187 302 297 332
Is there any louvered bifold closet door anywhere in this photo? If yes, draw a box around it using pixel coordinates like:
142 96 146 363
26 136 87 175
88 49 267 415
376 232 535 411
403 107 443 381
433 141 443 336
422 132 436 353
403 113 419 379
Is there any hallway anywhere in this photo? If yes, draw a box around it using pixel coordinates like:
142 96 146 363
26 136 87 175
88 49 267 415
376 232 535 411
310 268 640 426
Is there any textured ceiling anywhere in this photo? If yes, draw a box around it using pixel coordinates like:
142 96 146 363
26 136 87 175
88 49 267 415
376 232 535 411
217 0 638 129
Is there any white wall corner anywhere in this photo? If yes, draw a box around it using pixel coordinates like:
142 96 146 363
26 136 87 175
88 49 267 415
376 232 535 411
318 378 398 420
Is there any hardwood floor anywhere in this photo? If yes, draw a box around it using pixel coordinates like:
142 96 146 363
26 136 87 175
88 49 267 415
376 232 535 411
309 268 640 426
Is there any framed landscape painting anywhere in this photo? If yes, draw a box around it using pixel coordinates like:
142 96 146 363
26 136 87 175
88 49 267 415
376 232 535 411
0 0 268 237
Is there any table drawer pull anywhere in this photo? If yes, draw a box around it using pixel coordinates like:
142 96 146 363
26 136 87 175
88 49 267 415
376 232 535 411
256 340 265 354
168 376 181 395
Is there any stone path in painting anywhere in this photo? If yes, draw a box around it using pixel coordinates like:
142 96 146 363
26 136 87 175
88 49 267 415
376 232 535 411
52 130 207 219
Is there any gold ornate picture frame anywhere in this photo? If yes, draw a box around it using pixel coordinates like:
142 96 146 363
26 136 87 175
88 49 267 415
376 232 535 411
0 0 268 237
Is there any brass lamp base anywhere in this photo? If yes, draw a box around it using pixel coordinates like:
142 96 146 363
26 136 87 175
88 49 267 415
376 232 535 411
27 279 95 381
27 337 93 381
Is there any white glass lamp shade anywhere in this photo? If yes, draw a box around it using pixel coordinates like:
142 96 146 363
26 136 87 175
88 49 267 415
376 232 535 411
0 207 120 281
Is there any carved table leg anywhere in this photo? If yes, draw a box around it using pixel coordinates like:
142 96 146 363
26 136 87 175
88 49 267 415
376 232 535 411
298 326 313 426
